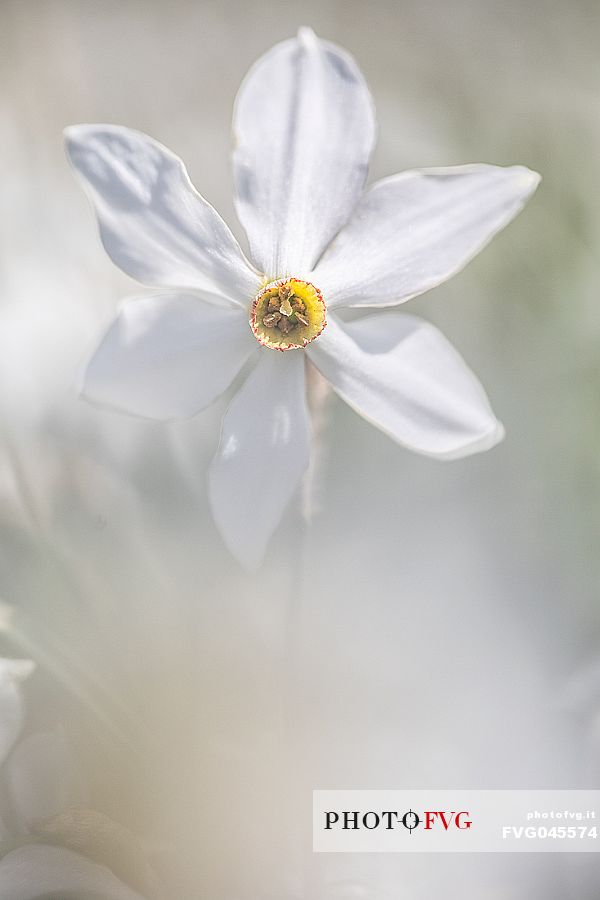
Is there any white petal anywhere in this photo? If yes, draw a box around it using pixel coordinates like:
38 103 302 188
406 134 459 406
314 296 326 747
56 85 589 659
307 314 504 459
65 124 260 304
312 165 540 308
82 293 257 420
7 730 88 832
0 658 34 768
0 845 147 900
233 27 376 277
209 350 309 569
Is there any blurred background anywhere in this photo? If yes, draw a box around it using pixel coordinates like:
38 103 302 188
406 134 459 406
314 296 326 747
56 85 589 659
0 0 599 896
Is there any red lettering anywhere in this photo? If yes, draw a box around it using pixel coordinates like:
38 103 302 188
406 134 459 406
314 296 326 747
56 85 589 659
424 811 438 830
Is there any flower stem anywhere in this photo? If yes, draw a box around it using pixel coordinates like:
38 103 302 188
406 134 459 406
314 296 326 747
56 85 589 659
281 361 331 896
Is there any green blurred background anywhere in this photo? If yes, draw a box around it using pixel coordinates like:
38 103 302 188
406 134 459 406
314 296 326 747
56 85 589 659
1 0 599 896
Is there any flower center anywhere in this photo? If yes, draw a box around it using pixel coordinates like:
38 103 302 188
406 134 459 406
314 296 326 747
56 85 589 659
250 278 326 351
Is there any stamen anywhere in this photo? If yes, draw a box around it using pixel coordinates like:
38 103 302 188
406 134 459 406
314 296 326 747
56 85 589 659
250 278 327 351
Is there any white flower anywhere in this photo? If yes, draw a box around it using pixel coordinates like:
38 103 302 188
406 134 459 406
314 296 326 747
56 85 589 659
0 658 151 899
65 27 539 569
0 845 149 900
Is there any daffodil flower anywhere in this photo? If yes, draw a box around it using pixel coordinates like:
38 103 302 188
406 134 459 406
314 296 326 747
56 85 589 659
0 658 152 899
65 27 539 569
0 845 149 900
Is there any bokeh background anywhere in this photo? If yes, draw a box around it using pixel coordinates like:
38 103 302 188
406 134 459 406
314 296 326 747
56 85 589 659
1 0 599 897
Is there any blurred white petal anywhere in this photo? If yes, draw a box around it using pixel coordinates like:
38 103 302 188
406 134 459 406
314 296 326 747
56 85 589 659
0 659 34 768
82 293 257 420
307 314 504 459
209 350 309 569
233 27 376 277
0 845 147 900
7 730 88 832
65 124 260 304
313 165 540 308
